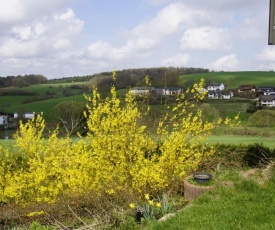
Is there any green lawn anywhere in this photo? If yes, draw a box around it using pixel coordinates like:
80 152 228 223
207 135 275 149
147 170 275 230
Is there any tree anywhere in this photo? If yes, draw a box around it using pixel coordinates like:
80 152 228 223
52 101 87 136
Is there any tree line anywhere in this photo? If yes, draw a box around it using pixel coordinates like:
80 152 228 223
66 67 209 92
0 74 47 88
1 67 209 90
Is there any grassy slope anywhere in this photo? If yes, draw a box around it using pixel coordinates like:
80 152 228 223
3 94 87 121
179 71 275 88
147 171 275 230
207 135 275 149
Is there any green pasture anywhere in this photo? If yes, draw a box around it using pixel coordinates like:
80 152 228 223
207 135 275 148
0 96 33 109
179 71 275 89
1 133 275 149
3 94 87 121
22 82 88 96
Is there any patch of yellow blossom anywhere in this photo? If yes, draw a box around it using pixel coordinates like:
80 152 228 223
26 210 45 217
0 73 239 205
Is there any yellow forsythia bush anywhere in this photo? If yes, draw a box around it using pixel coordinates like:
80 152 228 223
0 79 239 205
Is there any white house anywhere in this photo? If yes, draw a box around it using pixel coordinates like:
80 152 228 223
130 87 154 95
14 112 36 119
207 83 225 91
257 86 275 96
154 87 181 95
238 84 257 92
208 90 233 100
259 95 275 107
0 115 8 125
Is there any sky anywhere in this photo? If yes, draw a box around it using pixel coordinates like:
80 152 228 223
0 0 274 79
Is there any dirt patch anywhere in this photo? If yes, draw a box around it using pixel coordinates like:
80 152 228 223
240 162 275 185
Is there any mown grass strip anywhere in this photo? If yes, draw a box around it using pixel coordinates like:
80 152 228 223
147 171 275 230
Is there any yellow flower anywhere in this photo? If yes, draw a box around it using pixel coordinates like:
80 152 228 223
156 202 162 208
148 200 154 206
145 194 150 200
129 203 135 209
26 210 45 217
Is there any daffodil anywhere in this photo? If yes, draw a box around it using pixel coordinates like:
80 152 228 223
148 200 154 206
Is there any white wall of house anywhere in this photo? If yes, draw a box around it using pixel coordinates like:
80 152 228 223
14 113 35 119
207 83 224 91
130 89 150 95
0 115 8 125
163 88 181 95
130 87 153 95
221 94 231 99
260 100 275 107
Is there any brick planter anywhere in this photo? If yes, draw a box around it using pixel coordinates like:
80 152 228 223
184 176 215 201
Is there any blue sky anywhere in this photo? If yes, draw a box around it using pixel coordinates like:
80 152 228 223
0 0 274 79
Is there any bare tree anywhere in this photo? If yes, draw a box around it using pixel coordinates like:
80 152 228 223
52 101 87 136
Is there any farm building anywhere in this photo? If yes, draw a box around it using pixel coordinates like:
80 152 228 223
130 87 154 95
207 82 225 91
154 87 181 95
257 86 275 96
208 90 233 99
0 115 8 125
14 112 36 119
259 95 275 107
238 84 257 92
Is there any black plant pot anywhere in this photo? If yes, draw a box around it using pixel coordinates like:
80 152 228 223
135 209 144 223
193 172 212 184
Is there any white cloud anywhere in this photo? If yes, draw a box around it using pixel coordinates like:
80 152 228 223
82 3 194 67
0 0 272 78
0 0 71 31
211 54 238 71
145 0 174 5
161 53 189 66
258 46 275 61
0 9 83 58
185 0 264 12
180 27 231 50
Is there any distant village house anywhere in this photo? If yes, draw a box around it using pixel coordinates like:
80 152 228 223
238 84 257 92
130 87 181 96
259 95 275 107
207 82 225 91
257 86 275 96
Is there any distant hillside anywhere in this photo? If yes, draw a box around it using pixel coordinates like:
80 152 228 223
47 67 209 91
179 71 275 89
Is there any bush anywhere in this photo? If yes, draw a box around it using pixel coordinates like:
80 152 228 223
0 77 239 206
243 143 275 167
247 110 275 127
197 144 247 171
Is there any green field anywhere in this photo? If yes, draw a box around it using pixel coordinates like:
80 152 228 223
3 94 87 121
207 135 275 149
0 71 275 139
179 71 275 89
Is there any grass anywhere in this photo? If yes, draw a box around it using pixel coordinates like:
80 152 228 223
2 94 87 121
179 71 275 89
206 135 275 149
0 71 273 124
147 168 275 230
20 82 86 96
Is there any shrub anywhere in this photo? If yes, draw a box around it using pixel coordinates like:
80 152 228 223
198 143 247 171
0 76 239 206
247 110 275 127
243 143 275 167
